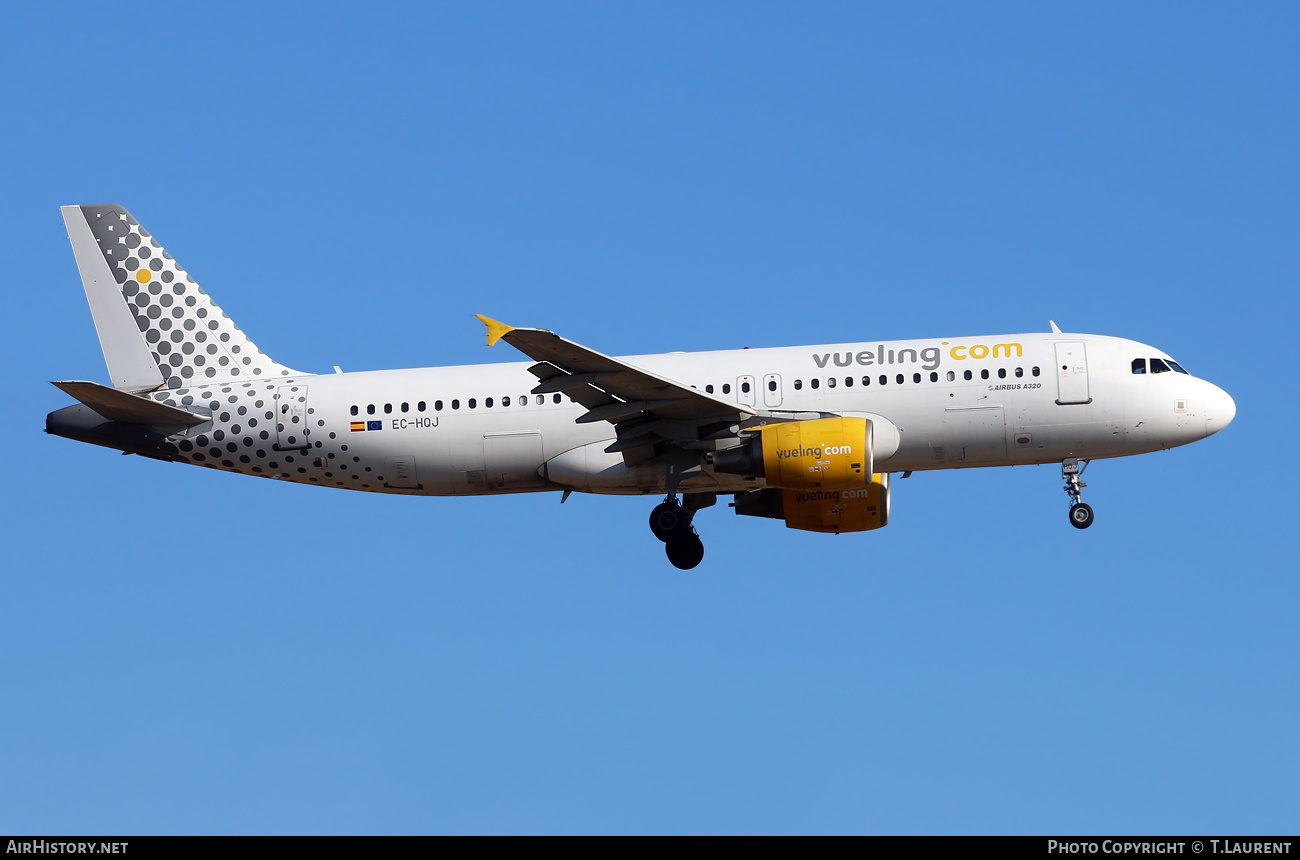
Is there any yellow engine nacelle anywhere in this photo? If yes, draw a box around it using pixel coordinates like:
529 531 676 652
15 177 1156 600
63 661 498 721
714 416 873 491
733 472 891 533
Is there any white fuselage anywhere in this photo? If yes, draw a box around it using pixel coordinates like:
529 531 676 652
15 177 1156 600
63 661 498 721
147 331 1234 497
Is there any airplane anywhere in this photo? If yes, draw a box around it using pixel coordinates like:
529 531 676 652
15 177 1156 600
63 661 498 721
47 204 1236 569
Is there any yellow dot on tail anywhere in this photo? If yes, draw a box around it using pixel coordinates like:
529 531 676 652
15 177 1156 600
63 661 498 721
137 269 151 283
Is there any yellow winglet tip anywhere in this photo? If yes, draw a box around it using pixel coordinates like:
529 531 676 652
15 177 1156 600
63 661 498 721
475 314 515 347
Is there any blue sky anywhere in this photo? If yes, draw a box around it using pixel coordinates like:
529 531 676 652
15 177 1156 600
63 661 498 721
2 2 1296 834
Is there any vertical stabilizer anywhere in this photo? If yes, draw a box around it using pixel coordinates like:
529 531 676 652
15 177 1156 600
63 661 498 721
62 204 299 391
63 205 163 391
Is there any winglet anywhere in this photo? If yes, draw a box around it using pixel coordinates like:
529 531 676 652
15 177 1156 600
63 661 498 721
476 314 515 347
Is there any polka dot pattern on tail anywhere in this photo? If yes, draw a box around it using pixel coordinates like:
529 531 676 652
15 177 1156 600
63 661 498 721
79 205 299 389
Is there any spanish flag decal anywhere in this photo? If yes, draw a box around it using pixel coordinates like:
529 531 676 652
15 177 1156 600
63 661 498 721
350 422 366 432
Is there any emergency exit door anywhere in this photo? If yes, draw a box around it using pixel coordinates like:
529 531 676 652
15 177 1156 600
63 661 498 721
763 374 783 407
737 375 756 408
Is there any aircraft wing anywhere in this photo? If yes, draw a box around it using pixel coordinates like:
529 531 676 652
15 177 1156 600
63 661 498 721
477 316 755 452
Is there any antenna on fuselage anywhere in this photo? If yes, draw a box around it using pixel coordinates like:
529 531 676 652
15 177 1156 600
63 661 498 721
1049 320 1062 333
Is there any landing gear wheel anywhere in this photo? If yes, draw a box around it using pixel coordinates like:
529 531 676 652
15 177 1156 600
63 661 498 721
1061 458 1094 531
649 500 689 542
665 532 705 570
1069 502 1095 530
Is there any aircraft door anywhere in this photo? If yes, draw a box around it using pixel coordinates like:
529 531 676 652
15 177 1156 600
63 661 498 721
275 385 309 450
1054 342 1091 405
763 374 783 407
737 375 756 408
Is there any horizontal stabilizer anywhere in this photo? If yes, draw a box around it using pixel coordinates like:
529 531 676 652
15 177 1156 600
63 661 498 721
51 380 209 426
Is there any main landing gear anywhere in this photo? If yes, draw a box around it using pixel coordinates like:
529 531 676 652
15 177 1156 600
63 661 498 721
1062 457 1094 530
649 493 712 570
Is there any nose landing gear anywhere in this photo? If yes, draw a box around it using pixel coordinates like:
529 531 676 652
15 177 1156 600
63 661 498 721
649 493 713 569
1062 458 1094 529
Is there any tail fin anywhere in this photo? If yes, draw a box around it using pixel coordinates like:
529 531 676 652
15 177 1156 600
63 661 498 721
61 204 299 391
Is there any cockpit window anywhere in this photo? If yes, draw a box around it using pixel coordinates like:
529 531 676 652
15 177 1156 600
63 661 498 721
1168 360 1189 374
1131 358 1146 374
1150 358 1172 374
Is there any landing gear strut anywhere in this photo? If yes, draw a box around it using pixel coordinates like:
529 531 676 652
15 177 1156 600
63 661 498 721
649 494 711 569
1062 458 1094 530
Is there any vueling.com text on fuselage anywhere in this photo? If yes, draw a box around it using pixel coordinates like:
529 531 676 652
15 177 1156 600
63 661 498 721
811 342 1023 371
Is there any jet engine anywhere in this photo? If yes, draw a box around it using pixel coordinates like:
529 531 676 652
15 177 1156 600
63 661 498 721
713 416 873 491
733 473 891 533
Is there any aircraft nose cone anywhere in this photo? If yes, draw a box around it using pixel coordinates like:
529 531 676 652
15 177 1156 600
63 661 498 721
1205 384 1236 437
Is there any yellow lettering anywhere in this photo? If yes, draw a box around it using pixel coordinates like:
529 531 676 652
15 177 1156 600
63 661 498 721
950 346 967 360
992 343 1023 358
969 344 988 359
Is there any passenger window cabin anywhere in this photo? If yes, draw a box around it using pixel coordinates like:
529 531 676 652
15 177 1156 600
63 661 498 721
344 356 1077 427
